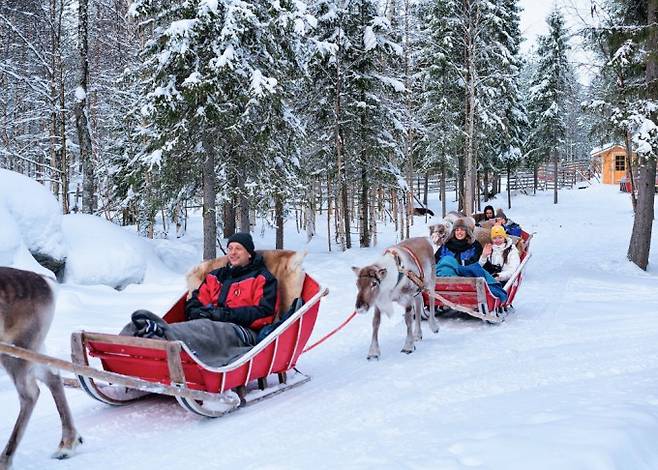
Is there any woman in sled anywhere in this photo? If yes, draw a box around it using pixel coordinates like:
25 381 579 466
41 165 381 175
479 225 521 286
434 218 482 266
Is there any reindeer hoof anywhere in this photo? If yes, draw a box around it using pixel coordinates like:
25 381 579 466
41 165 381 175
367 354 380 361
52 435 83 460
401 346 415 354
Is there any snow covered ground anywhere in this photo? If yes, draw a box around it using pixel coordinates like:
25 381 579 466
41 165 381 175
2 183 658 470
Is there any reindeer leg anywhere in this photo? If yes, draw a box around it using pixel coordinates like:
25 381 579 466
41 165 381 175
428 276 440 334
39 367 82 459
367 307 382 360
413 296 423 341
0 357 40 470
401 307 415 354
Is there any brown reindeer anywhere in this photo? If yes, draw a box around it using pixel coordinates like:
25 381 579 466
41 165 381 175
352 237 439 360
0 267 82 469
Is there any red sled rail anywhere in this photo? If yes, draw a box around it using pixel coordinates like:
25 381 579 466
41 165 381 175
70 274 327 417
424 231 533 323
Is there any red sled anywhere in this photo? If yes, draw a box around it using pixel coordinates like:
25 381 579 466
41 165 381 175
71 272 327 417
423 230 532 323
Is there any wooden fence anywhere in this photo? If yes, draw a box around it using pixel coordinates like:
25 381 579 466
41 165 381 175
507 161 595 193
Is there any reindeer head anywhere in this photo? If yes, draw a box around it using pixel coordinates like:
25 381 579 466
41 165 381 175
429 222 450 247
351 265 387 314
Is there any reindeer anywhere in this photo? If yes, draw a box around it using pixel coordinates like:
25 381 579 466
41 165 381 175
352 237 439 360
0 267 82 469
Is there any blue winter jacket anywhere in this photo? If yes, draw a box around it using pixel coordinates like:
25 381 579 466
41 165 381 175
434 238 483 266
504 222 522 237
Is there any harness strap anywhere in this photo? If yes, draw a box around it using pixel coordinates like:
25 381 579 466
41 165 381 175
384 247 425 295
398 245 425 282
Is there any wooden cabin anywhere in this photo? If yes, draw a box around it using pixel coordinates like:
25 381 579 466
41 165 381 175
590 144 634 185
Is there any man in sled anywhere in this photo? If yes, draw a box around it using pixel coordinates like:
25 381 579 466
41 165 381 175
122 232 278 367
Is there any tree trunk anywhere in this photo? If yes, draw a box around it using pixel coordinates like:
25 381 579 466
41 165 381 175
440 164 447 218
326 174 332 252
476 171 481 212
399 192 405 241
553 149 559 204
463 1 476 216
423 173 429 206
239 191 250 233
202 142 217 260
507 162 512 209
75 0 94 214
359 166 369 247
370 188 377 246
533 166 538 195
49 0 60 207
457 155 464 211
335 31 349 251
392 189 399 232
305 189 316 243
624 128 638 212
275 193 284 249
223 199 236 238
627 0 657 270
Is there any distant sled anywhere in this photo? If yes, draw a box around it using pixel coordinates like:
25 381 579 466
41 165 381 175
423 230 532 323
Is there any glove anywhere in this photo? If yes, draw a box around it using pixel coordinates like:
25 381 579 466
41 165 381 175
131 310 170 339
198 307 230 322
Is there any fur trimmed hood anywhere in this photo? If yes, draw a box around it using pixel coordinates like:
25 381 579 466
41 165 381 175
449 218 475 243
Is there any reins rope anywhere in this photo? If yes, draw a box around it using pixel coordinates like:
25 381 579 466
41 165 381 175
302 310 358 354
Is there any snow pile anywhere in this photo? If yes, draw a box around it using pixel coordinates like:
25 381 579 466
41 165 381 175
0 170 191 288
61 214 186 289
0 169 66 273
61 214 148 289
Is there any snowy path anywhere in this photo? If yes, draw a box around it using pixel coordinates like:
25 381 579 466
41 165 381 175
2 185 658 469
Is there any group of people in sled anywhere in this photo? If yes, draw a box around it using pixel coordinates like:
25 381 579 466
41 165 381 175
433 205 524 302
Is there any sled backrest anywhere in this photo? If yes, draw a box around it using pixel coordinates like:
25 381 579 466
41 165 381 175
185 249 306 318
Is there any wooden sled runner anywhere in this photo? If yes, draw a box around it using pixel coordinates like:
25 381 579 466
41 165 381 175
423 231 533 323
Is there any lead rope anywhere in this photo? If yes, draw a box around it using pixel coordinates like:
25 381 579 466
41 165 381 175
302 310 358 354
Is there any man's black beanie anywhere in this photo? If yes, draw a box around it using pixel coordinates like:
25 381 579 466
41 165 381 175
227 232 256 258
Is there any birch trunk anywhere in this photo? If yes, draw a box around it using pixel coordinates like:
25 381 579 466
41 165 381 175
75 0 95 213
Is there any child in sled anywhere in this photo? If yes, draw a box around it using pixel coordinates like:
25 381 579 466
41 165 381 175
479 225 521 286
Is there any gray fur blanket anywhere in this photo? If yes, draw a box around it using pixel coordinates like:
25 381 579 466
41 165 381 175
120 319 256 368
